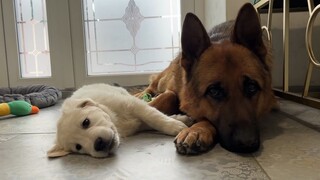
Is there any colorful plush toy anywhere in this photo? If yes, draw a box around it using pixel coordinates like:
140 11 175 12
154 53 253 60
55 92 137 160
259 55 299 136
141 93 153 102
0 100 39 116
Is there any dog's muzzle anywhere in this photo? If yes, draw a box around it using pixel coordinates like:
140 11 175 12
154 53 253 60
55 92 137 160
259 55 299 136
94 137 114 152
219 125 260 153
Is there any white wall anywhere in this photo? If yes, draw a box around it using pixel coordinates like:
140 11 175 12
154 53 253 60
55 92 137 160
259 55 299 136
204 0 226 29
204 0 249 29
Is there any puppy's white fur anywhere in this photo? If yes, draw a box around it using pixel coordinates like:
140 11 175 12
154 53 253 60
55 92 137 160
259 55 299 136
47 84 189 158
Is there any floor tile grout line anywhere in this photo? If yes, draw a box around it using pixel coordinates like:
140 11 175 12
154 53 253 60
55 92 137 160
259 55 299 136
278 110 320 132
251 153 272 180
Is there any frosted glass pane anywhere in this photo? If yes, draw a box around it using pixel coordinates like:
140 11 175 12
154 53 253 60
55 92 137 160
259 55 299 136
84 0 128 20
136 61 171 72
95 0 128 20
17 23 33 52
83 0 181 75
135 49 176 72
135 0 180 17
20 53 51 78
34 23 48 51
87 52 135 74
84 22 97 51
97 51 134 65
96 22 132 50
136 18 175 48
15 0 32 21
15 0 51 78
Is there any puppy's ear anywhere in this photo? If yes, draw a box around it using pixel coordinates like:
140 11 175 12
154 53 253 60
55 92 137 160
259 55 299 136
62 98 96 109
47 144 70 158
76 98 96 108
181 13 211 74
232 3 267 60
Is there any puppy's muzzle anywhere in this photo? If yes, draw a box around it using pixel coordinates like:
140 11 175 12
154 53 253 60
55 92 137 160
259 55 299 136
94 137 114 152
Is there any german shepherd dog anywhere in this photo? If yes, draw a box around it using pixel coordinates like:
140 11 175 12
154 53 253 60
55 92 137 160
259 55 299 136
136 3 276 154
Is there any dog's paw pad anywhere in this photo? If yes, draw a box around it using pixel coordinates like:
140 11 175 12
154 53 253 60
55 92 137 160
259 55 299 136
174 126 215 155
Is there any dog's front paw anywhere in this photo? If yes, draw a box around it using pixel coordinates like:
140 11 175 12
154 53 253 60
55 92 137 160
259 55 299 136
174 121 217 155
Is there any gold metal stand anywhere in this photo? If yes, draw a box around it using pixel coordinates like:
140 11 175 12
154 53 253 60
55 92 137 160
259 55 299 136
254 0 320 109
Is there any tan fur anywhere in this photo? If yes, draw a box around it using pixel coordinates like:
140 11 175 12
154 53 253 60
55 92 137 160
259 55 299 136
137 3 276 154
47 83 191 158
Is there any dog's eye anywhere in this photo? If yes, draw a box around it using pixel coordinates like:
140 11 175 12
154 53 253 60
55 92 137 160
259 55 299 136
76 144 82 151
206 83 226 101
82 118 90 129
244 77 260 98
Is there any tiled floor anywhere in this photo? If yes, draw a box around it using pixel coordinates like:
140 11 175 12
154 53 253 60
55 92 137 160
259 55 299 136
0 99 320 179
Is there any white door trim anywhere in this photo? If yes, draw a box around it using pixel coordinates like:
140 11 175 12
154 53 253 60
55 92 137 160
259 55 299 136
2 0 75 89
0 0 9 87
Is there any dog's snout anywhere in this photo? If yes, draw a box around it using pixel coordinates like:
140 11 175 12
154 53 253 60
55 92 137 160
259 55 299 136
232 126 260 153
232 137 260 153
219 124 260 153
94 137 110 151
220 136 260 153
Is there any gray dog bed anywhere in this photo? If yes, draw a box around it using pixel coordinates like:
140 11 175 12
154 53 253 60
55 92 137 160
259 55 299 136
0 85 62 108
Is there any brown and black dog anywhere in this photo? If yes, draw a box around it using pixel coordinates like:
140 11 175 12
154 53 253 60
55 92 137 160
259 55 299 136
136 3 276 154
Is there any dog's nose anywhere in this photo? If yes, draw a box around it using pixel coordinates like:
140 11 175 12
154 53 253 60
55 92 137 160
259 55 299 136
219 125 260 153
94 137 109 151
232 138 260 153
231 128 260 153
220 137 260 153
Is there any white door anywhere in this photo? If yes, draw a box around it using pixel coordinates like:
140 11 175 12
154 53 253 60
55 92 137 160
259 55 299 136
1 0 75 89
0 0 199 89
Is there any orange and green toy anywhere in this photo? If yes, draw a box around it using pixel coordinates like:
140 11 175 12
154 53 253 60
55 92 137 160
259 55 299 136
0 100 39 116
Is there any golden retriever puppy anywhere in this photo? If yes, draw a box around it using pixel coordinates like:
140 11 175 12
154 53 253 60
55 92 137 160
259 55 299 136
47 83 190 158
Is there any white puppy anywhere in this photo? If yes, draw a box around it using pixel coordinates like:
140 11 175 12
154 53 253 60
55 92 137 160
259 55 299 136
47 83 190 158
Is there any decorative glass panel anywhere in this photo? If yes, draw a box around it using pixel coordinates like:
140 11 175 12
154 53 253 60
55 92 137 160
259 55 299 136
83 0 181 75
15 0 51 78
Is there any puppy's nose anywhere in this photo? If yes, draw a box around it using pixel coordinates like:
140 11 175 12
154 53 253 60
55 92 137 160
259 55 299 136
94 137 109 151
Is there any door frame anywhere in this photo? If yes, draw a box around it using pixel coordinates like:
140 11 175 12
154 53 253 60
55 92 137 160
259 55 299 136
0 0 9 87
1 0 75 89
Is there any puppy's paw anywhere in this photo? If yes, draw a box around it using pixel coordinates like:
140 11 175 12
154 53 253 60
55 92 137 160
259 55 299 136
170 114 195 127
174 121 217 155
162 119 188 136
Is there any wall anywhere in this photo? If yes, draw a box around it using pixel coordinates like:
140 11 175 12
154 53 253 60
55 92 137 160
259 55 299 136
204 0 226 29
204 0 248 29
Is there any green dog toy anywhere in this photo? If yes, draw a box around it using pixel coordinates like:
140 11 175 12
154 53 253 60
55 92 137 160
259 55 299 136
0 100 40 116
141 93 153 102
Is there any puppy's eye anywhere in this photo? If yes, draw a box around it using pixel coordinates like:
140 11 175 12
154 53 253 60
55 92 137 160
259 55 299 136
206 83 226 101
244 77 260 98
76 144 82 151
82 118 90 129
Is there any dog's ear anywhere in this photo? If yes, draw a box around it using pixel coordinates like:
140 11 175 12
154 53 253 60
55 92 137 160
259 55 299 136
47 144 70 158
232 3 267 60
62 98 96 109
76 98 96 108
181 13 211 74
